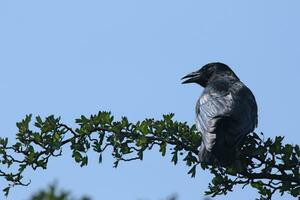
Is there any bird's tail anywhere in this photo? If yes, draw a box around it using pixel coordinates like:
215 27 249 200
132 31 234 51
198 142 236 166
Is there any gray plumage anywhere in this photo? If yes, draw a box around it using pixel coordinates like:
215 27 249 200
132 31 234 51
182 62 257 166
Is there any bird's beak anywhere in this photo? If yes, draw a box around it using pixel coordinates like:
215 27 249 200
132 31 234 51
181 71 201 84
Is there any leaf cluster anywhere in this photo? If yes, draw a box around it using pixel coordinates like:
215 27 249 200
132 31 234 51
28 184 90 200
0 112 299 199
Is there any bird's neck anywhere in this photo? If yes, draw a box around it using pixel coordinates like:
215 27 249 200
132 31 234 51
207 74 239 85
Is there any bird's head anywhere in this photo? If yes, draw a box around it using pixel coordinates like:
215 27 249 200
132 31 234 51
181 62 239 87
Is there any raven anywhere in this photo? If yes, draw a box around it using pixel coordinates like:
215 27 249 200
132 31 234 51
182 62 257 166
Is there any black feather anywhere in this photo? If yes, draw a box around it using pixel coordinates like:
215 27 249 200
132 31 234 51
183 62 258 166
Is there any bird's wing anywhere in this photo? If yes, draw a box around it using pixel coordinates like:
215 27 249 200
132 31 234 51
196 81 257 152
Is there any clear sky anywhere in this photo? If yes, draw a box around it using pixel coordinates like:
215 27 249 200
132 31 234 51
0 1 300 200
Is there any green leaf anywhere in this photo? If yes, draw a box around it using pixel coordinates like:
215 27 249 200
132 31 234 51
16 115 32 133
138 150 143 160
73 151 82 163
140 121 149 135
163 113 175 122
33 133 42 143
212 176 223 185
3 187 10 197
290 186 300 197
136 136 147 147
37 160 47 169
183 152 194 166
81 156 88 167
284 144 293 155
99 153 103 163
200 163 208 170
5 174 14 182
121 144 130 154
35 116 43 128
226 167 237 176
295 145 300 156
171 151 178 165
99 112 113 125
27 150 35 164
270 137 283 154
188 165 196 178
159 142 166 156
251 181 263 190
18 164 27 173
53 133 60 142
36 115 43 124
121 117 129 127
0 138 8 147
24 114 32 124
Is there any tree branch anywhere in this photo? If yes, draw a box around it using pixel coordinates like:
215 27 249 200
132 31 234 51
0 112 299 199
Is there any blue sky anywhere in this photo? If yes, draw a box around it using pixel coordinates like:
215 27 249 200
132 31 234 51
0 1 300 200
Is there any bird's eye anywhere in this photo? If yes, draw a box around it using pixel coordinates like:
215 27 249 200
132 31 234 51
226 71 233 76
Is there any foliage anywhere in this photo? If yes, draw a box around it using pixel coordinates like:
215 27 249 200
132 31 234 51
28 184 90 200
0 112 299 199
28 185 182 200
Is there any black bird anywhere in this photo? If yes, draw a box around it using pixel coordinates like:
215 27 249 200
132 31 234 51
182 62 257 166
